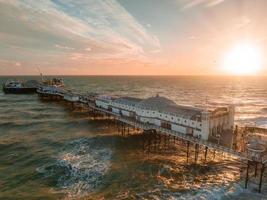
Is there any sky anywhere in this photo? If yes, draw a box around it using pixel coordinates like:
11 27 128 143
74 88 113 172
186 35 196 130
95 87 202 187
0 0 267 75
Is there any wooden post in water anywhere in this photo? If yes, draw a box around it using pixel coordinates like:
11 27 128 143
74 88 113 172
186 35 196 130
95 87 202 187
204 146 208 162
121 122 124 136
245 160 250 189
142 131 145 152
148 131 151 153
118 121 120 134
255 162 258 177
157 132 160 150
153 132 157 151
258 163 265 193
194 143 199 163
186 141 190 163
164 134 167 150
123 123 125 136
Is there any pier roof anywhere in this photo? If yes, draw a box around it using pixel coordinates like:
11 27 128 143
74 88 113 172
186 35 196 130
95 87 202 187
114 97 142 106
137 96 177 109
137 95 203 119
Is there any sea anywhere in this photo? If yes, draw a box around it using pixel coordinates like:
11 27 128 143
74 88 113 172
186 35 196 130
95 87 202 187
0 76 267 200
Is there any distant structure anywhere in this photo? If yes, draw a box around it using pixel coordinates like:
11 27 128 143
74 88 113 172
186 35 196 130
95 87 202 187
95 94 235 141
34 84 267 193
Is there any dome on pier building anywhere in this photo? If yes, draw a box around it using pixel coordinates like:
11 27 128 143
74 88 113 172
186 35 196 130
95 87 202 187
136 94 203 119
114 96 142 106
136 94 177 110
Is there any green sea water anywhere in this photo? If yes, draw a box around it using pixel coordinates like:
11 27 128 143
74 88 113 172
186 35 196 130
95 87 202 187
0 76 266 200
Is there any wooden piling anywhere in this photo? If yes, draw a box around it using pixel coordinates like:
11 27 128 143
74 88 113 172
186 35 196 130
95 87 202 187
187 141 190 163
204 146 208 162
245 160 250 189
258 163 265 193
164 134 167 150
255 162 258 177
195 143 199 163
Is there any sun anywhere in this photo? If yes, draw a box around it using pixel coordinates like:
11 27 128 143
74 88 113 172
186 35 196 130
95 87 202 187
222 42 263 75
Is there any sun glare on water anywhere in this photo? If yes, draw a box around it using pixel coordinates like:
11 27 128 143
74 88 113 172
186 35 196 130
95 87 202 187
222 43 263 75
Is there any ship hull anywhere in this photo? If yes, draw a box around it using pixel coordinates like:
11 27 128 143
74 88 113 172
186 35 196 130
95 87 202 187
3 87 37 94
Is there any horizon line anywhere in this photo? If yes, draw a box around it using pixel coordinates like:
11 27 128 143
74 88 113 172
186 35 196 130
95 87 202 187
0 74 267 77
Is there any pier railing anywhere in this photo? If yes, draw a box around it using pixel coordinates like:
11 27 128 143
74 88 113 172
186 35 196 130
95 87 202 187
34 85 267 193
37 87 267 164
87 102 264 162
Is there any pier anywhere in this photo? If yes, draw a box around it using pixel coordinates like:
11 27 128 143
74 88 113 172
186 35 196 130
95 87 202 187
37 85 267 193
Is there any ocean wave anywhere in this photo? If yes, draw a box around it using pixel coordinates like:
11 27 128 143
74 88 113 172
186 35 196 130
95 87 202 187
36 137 112 198
135 182 245 200
0 120 50 129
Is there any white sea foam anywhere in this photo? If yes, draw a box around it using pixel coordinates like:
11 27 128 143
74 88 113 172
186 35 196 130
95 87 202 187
136 182 245 200
177 183 244 200
37 137 112 198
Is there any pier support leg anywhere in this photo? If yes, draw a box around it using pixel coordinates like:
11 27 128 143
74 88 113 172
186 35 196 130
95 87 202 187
117 121 120 134
186 141 190 163
164 134 167 150
142 132 146 152
245 160 250 189
159 133 163 150
157 132 161 150
204 146 208 162
154 131 157 150
255 162 258 177
194 143 199 163
148 132 151 154
259 164 265 193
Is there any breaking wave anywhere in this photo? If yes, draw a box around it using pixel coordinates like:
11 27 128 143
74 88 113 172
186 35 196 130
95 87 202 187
36 138 112 198
135 183 245 200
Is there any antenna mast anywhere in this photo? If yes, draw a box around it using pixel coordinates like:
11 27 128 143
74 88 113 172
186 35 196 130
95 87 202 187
37 66 44 82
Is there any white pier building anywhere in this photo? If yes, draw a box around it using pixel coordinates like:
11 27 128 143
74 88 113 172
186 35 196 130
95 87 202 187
95 94 235 140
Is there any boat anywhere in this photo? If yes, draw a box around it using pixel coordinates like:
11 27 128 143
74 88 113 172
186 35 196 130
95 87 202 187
2 80 39 94
42 77 64 87
37 67 64 87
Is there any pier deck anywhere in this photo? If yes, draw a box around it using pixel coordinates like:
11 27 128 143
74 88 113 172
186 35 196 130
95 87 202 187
37 87 267 163
36 86 267 193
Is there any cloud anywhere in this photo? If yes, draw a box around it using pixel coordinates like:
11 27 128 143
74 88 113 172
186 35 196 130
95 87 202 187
205 0 225 7
85 47 92 51
234 16 251 30
181 0 226 9
55 44 75 50
150 49 161 54
0 0 161 74
15 62 21 66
